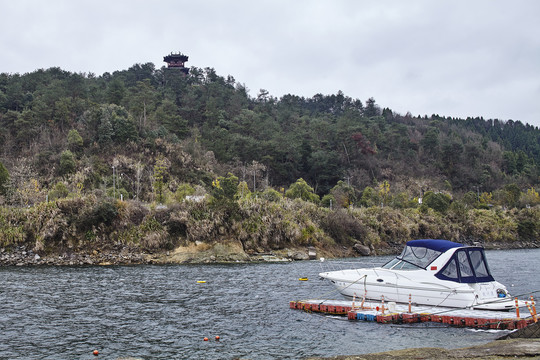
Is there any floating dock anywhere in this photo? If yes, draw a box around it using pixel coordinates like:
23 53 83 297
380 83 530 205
290 299 537 330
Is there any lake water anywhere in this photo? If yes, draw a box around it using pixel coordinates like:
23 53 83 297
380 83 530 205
0 248 538 360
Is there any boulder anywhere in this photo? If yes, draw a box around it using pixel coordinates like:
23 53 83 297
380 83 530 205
353 243 371 256
288 250 309 261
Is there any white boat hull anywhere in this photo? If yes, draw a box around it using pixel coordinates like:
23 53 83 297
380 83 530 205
319 268 516 311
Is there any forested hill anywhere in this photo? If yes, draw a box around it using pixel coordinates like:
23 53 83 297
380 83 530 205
0 63 539 205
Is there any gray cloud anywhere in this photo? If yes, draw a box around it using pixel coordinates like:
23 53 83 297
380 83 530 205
1 0 539 126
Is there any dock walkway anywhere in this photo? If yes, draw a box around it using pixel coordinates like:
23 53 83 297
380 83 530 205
290 299 537 330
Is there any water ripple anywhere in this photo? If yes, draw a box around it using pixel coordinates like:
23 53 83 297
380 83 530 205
0 249 538 359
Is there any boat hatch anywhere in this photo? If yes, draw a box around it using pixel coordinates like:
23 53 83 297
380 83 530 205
435 248 494 283
382 239 462 270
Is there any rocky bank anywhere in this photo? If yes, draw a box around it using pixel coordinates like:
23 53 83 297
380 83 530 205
1 239 539 266
0 240 339 266
304 338 540 360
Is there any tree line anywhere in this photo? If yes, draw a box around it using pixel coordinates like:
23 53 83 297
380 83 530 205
0 63 539 210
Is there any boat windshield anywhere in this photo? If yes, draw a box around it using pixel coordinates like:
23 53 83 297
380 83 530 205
382 245 442 270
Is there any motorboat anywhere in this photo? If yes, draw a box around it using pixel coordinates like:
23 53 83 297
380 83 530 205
319 239 518 311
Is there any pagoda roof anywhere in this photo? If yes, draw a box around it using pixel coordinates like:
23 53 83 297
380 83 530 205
164 52 189 62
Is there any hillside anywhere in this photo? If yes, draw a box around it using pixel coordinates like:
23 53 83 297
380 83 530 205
0 62 539 264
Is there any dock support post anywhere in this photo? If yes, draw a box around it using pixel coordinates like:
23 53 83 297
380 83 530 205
526 302 537 323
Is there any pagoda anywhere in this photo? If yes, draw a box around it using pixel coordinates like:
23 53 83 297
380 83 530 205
163 52 189 74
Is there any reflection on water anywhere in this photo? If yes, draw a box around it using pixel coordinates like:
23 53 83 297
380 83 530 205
0 248 538 359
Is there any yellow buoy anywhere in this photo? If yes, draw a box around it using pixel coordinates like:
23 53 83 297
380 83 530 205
298 277 308 281
197 280 206 283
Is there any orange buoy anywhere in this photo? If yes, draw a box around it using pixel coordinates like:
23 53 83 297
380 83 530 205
215 335 220 341
93 349 99 356
203 337 209 341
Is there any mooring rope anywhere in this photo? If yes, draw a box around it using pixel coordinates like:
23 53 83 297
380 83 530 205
297 274 367 307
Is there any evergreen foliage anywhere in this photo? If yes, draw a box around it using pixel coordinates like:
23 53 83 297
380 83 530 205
422 191 452 213
0 64 538 200
67 129 83 153
0 63 538 256
285 178 320 204
59 150 76 176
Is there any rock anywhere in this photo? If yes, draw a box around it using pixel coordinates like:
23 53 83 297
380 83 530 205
260 254 289 262
34 254 40 261
353 243 371 256
289 251 309 261
308 246 317 260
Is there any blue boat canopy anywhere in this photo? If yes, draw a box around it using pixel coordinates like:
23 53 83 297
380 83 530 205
406 239 463 253
384 239 495 283
385 239 462 270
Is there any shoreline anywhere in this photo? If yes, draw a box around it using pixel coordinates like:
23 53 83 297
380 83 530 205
304 338 540 360
1 241 538 267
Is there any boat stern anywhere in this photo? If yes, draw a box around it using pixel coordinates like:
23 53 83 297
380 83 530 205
471 281 520 310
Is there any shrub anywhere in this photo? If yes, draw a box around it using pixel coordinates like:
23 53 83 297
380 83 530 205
0 161 9 196
285 178 319 204
321 194 335 208
517 220 536 240
360 186 379 207
76 199 118 231
423 191 451 213
67 129 83 153
321 209 366 245
175 183 195 202
261 188 282 202
59 150 76 176
92 200 118 226
211 173 238 201
48 182 69 201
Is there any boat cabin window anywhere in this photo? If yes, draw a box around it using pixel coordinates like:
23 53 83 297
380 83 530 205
440 258 458 278
435 248 494 283
469 250 490 278
382 245 442 270
458 251 473 277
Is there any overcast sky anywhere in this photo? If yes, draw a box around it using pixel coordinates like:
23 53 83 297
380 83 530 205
1 0 539 127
